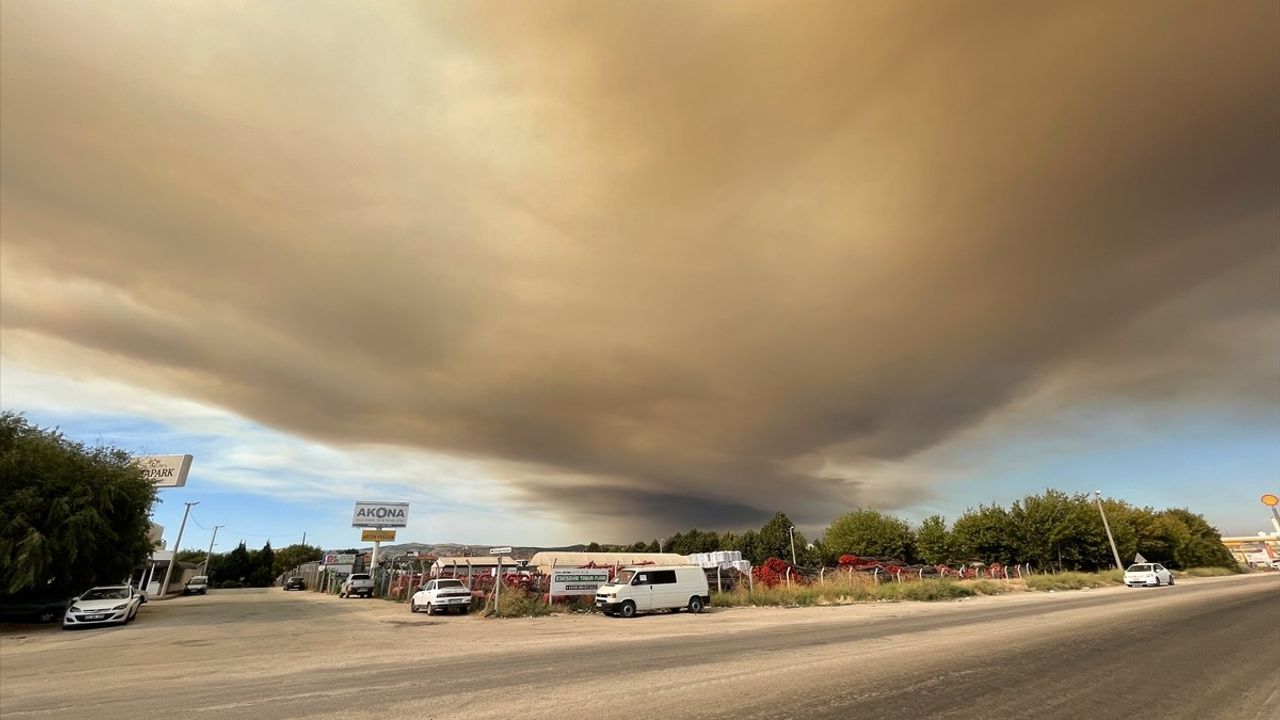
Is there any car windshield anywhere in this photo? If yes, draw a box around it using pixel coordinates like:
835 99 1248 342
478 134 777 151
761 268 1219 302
289 577 303 582
612 569 635 585
189 577 207 583
81 588 129 601
350 574 370 580
1126 564 1152 572
437 580 465 589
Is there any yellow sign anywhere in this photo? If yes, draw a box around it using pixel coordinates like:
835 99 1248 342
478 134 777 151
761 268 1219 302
361 529 397 542
1262 494 1279 508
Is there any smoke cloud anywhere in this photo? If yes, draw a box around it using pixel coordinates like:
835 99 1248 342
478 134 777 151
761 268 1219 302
3 1 1277 535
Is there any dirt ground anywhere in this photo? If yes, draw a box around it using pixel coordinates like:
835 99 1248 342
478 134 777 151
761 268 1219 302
2 574 1277 719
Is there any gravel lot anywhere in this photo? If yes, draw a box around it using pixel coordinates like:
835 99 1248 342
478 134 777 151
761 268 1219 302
2 574 1277 720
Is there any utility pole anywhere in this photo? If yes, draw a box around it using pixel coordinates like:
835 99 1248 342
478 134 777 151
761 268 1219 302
1094 491 1123 570
160 501 199 597
301 531 307 547
201 525 224 577
788 526 797 565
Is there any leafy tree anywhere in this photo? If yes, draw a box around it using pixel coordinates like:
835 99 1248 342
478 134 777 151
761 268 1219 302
0 412 157 599
915 515 954 565
584 542 602 552
823 509 915 561
1008 491 1111 570
175 549 208 565
221 542 252 583
951 504 1015 565
1160 508 1236 569
272 543 323 577
248 542 275 586
755 512 806 565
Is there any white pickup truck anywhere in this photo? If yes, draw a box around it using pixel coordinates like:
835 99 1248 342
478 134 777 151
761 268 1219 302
339 573 375 598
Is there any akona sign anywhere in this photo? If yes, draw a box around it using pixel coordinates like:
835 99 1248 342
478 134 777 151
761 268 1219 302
351 501 410 528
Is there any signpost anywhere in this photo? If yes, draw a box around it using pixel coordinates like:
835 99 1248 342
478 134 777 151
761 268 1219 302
361 529 397 542
1263 494 1280 534
352 502 410 575
490 547 511 611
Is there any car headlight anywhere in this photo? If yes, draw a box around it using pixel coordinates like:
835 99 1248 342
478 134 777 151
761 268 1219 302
69 606 82 613
112 604 127 611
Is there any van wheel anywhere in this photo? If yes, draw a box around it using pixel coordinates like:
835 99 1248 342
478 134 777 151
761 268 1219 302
688 597 704 613
619 601 637 618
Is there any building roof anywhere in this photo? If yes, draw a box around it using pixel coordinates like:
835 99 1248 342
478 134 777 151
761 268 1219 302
432 556 519 567
528 551 692 572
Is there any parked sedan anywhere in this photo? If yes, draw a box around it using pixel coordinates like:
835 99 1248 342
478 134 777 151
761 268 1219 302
283 576 306 591
410 579 473 615
62 586 144 629
1124 563 1174 587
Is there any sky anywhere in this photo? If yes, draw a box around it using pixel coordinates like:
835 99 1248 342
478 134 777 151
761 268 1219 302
2 2 1278 552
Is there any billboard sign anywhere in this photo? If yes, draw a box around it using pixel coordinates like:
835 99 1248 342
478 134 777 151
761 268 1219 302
352 501 409 528
135 454 194 488
324 553 357 565
361 529 397 542
549 568 611 596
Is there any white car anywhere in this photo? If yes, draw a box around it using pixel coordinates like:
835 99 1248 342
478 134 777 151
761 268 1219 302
1124 563 1174 587
410 578 473 615
63 585 144 629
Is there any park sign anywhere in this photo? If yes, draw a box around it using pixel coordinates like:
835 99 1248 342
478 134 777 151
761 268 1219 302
135 454 193 488
549 568 611 596
361 529 397 542
351 501 409 528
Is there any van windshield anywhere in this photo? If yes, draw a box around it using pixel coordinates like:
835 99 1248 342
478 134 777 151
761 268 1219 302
612 570 635 585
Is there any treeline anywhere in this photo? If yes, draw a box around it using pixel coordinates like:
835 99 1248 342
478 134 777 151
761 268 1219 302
176 542 322 587
595 490 1236 571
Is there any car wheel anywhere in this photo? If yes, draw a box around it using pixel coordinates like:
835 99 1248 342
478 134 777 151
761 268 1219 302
1168 576 1175 586
426 604 436 616
410 601 418 613
687 596 704 613
619 601 637 618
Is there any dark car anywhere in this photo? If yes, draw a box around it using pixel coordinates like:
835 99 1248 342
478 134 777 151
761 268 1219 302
283 577 306 591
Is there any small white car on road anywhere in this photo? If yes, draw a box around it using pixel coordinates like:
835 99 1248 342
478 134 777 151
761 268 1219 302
62 586 144 629
1124 563 1174 587
410 579 473 615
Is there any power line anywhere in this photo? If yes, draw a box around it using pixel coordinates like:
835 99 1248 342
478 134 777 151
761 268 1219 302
188 510 305 541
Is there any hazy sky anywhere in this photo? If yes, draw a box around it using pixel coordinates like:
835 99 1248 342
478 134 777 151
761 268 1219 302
2 2 1277 549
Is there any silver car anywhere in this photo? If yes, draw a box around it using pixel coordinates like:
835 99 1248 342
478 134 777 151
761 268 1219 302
1124 563 1173 587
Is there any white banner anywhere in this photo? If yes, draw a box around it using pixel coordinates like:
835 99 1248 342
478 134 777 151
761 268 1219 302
352 501 410 528
550 568 611 596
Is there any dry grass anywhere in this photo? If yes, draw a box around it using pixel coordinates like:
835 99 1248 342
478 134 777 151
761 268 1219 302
711 573 1021 607
1179 566 1244 577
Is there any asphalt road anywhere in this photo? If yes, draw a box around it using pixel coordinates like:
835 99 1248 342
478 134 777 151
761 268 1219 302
1 574 1277 720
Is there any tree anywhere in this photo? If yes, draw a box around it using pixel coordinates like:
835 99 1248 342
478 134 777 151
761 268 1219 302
1160 509 1236 569
951 504 1015 565
272 544 323 577
1008 491 1111 571
175 549 208 565
755 512 806 565
0 412 157 599
248 542 275 586
584 542 602 552
823 509 915 562
915 515 954 565
221 542 252 583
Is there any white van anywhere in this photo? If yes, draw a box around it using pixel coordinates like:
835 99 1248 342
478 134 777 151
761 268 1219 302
595 565 710 618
